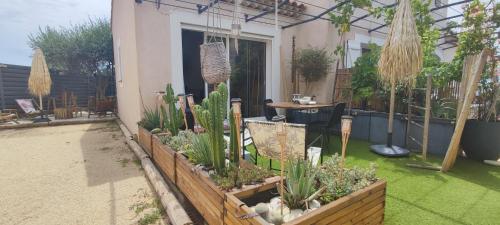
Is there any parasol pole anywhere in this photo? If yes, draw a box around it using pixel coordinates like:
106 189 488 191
276 121 287 216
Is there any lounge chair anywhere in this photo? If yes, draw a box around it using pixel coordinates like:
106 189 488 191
0 109 19 123
15 99 50 122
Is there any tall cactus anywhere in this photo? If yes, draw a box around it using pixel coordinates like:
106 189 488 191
229 109 239 164
194 83 228 173
162 84 183 136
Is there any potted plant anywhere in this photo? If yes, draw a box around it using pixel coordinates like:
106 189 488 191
295 48 333 91
351 44 381 110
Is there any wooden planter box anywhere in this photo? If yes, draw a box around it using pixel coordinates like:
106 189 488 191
175 153 281 225
225 180 387 225
138 126 153 157
152 135 176 182
175 154 225 225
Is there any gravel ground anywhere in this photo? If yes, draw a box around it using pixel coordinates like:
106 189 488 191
0 122 168 225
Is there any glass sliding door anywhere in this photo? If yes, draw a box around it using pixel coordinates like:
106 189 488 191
181 29 267 117
229 38 266 118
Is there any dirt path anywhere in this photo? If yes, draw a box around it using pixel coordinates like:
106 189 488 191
0 122 168 225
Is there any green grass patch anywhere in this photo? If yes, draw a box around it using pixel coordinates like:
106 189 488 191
244 135 500 225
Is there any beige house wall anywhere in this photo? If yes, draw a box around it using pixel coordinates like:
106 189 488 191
112 0 454 133
280 0 341 104
134 4 173 110
111 0 142 134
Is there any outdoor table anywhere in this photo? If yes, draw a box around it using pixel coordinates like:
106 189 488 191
267 101 333 124
266 101 333 110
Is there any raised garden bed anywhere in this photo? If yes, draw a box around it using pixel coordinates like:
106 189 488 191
152 134 176 182
138 126 153 157
150 133 281 225
225 180 387 225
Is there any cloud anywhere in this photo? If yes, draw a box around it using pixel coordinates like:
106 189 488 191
0 0 111 66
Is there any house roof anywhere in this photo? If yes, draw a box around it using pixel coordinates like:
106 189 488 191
220 0 306 18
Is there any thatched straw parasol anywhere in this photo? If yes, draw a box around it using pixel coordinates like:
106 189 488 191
28 48 52 110
371 0 423 157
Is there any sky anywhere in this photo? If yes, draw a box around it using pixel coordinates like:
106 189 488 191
0 0 111 66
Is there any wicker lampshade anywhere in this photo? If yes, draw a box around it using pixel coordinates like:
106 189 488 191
378 0 423 86
341 115 353 135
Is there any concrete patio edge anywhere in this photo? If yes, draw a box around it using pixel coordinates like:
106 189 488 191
116 119 193 225
0 117 117 130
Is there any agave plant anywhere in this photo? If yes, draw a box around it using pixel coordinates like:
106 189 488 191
282 158 319 209
186 133 213 167
139 107 161 131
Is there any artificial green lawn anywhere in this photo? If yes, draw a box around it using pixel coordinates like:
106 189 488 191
246 136 500 225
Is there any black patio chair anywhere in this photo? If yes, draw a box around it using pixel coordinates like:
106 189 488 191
263 99 286 122
308 102 346 149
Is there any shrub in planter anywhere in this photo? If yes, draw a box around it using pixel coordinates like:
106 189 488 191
233 155 380 224
138 107 161 131
160 130 196 153
295 48 333 88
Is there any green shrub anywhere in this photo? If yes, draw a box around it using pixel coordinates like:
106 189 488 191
318 154 377 203
295 48 333 85
212 164 274 191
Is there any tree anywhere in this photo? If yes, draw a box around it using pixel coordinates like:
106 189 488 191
28 18 114 100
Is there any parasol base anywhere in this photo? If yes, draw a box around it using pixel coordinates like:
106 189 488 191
370 144 410 157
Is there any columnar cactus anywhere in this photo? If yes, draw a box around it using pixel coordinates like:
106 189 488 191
161 84 183 136
194 83 228 173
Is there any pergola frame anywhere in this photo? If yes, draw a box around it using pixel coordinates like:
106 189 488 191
139 0 497 51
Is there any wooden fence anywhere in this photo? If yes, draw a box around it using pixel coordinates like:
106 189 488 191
0 63 115 111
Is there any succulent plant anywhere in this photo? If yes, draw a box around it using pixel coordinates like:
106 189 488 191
282 158 319 210
193 83 228 174
186 133 212 167
161 83 183 136
160 130 195 152
138 107 161 131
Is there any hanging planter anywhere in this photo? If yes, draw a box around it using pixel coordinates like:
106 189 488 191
200 1 231 84
200 42 231 84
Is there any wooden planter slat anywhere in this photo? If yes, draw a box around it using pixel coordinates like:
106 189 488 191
176 154 225 225
152 135 176 182
225 194 270 225
318 188 385 224
286 180 386 225
226 180 386 225
138 126 153 157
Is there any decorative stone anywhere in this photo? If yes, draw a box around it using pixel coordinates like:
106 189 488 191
283 209 303 222
269 197 282 211
255 203 269 219
268 210 285 225
309 200 321 209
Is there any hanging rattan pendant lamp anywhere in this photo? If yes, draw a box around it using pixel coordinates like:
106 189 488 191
370 0 423 157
